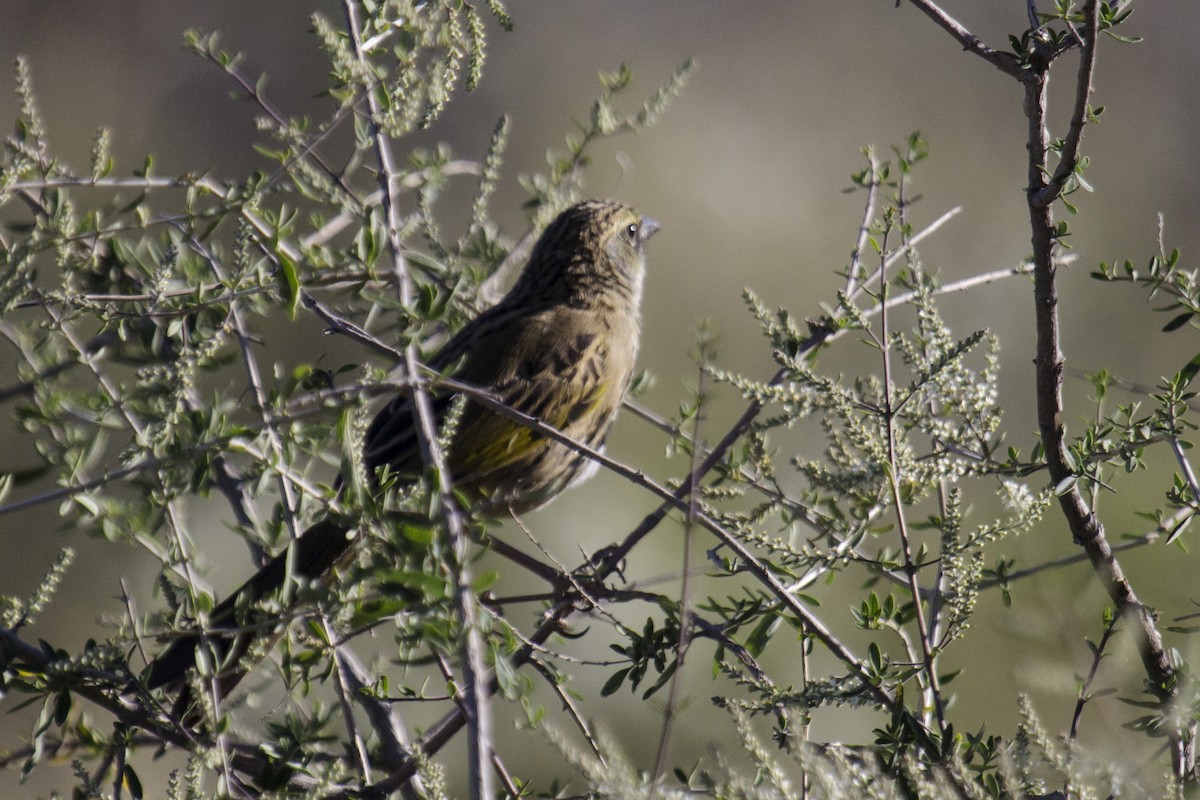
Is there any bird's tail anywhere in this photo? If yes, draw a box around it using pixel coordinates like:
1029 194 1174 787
143 517 355 700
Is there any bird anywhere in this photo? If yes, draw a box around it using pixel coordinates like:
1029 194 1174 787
142 199 660 704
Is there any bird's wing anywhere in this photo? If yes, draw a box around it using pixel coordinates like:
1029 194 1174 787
361 305 615 488
448 311 613 482
360 303 508 479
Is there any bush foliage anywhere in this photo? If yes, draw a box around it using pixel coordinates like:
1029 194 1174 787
2 2 1195 799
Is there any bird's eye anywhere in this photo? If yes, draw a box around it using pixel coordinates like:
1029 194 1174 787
624 223 639 241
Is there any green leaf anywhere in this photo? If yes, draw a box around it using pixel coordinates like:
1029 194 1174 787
349 598 409 628
1054 475 1078 496
53 690 71 726
124 765 145 799
471 571 499 592
1165 514 1193 545
492 647 519 699
277 250 300 319
1177 353 1200 388
194 592 214 614
402 524 435 545
745 612 778 657
1162 312 1194 333
600 667 630 697
307 618 331 644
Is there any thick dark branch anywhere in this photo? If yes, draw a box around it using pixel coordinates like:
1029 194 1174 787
1023 0 1192 780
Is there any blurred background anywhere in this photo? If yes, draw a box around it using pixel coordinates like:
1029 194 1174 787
3 1 1200 795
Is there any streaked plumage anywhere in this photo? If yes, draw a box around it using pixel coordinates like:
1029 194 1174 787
145 199 658 696
364 199 656 510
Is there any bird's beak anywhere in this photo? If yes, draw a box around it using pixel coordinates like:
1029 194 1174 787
639 216 661 243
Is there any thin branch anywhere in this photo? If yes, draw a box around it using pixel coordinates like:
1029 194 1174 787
842 147 881 301
199 44 362 205
903 0 1023 78
651 349 708 788
5 175 185 192
875 209 946 734
325 620 373 781
335 647 423 800
1069 611 1118 742
528 658 605 761
1033 0 1100 206
490 752 522 800
977 514 1175 591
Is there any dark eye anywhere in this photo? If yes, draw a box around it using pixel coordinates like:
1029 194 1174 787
624 223 639 241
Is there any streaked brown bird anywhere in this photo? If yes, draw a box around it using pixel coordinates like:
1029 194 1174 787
144 199 659 699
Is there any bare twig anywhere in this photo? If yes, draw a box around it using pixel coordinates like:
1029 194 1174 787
528 658 605 761
325 619 373 781
650 347 708 788
978 512 1176 591
903 0 1023 78
1032 0 1100 206
1069 611 1119 742
843 147 881 301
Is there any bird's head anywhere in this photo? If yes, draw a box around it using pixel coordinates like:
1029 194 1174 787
517 199 660 309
